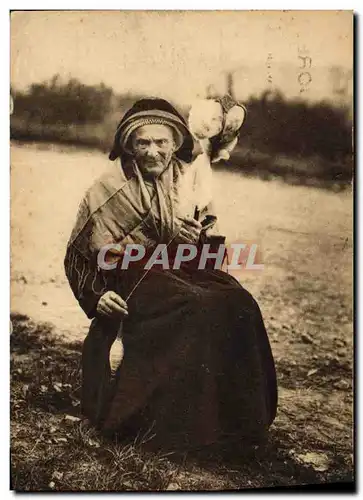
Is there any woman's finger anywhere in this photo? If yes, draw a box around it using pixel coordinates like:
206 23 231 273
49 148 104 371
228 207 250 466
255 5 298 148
107 301 128 315
181 227 200 241
180 217 202 229
105 299 128 316
179 228 195 242
177 233 192 244
180 225 200 235
109 293 128 309
99 302 128 318
98 303 113 316
178 233 197 244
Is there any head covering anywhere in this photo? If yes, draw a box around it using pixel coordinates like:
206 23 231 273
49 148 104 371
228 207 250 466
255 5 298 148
109 98 195 163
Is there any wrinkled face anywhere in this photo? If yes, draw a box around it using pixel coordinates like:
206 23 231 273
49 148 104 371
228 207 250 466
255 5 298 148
131 124 176 178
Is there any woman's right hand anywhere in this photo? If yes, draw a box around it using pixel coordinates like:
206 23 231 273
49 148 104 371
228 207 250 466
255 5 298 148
96 291 128 319
175 216 203 244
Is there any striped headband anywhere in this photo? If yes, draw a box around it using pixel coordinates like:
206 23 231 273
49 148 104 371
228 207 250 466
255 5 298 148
117 110 188 154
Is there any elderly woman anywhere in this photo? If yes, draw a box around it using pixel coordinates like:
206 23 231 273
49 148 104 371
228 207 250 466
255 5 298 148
64 98 277 451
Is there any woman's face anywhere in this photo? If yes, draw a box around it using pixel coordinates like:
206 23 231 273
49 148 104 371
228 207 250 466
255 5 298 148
131 124 176 178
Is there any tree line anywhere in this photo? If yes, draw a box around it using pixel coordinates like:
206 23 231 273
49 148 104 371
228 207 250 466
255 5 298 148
11 75 352 165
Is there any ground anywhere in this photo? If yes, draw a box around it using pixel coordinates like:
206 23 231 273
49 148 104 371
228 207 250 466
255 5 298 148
10 142 353 491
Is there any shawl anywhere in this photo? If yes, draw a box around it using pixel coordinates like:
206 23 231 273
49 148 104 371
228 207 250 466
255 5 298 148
64 152 215 317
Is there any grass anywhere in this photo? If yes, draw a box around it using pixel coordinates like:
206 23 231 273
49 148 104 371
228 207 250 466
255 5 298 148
10 313 354 492
10 313 181 492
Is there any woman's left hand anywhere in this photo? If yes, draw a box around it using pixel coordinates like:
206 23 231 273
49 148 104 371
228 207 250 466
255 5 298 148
175 217 202 244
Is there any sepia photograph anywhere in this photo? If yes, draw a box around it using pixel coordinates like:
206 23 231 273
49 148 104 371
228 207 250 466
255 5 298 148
10 10 353 491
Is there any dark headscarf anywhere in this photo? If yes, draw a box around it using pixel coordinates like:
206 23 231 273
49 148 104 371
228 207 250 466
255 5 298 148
109 98 195 164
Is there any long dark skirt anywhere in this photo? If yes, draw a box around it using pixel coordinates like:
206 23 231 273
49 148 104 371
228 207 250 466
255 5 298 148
82 266 277 451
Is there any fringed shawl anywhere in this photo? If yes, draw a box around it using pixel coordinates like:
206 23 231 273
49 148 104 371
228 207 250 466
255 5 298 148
64 152 215 318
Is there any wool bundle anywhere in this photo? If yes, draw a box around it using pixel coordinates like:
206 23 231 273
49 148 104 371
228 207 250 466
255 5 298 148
188 96 246 163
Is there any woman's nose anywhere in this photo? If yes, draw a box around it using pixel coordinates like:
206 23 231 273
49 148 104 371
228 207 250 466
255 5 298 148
145 143 159 156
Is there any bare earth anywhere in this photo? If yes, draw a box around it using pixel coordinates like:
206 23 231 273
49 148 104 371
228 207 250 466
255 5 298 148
10 141 353 489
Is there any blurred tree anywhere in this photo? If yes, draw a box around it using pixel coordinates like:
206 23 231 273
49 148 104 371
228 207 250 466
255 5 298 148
12 76 114 125
241 90 352 162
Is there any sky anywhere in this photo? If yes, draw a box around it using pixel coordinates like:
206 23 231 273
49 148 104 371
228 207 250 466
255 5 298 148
10 10 353 106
